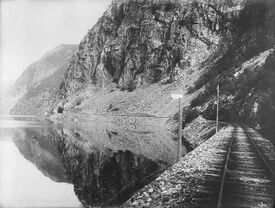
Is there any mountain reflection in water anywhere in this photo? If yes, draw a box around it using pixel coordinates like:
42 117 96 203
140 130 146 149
12 122 179 207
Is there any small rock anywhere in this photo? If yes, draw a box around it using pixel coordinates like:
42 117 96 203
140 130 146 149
175 184 182 190
151 193 160 199
162 195 170 203
132 201 139 206
148 188 154 193
137 195 143 199
138 199 145 205
171 188 178 194
144 202 151 207
161 190 169 195
159 181 165 186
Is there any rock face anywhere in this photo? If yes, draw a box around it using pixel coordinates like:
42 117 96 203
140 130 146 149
8 44 77 116
53 0 274 142
188 0 275 144
57 0 244 99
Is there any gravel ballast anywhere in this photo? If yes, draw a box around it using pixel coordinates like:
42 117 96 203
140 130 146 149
123 126 233 208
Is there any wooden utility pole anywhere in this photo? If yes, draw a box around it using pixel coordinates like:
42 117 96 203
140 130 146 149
171 92 183 161
178 98 183 161
216 84 220 133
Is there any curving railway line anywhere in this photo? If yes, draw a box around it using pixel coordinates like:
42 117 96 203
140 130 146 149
191 125 275 208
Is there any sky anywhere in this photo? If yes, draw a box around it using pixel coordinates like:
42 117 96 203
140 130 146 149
0 0 112 96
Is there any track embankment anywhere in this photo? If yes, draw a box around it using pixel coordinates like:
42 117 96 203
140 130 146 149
124 126 275 208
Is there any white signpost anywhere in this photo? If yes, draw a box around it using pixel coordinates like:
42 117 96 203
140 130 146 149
171 93 183 100
171 92 183 161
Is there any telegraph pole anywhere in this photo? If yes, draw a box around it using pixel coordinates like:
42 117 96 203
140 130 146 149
171 92 183 161
178 97 183 161
216 84 220 133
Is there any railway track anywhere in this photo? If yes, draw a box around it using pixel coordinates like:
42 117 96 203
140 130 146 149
191 125 275 208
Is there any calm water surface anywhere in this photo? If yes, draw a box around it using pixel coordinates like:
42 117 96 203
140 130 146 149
0 115 184 207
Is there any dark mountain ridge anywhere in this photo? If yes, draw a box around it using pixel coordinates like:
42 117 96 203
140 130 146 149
188 0 275 143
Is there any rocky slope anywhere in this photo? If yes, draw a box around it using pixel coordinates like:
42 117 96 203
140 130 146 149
5 44 77 115
50 0 275 144
51 0 241 122
188 0 275 144
57 0 249 98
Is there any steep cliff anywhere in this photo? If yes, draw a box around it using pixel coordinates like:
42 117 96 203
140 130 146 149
9 44 77 116
51 0 244 122
188 0 275 144
53 0 275 142
57 0 243 98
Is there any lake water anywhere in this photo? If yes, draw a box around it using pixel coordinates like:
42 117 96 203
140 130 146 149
0 115 184 207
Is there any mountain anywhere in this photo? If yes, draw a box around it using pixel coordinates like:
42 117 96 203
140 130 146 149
50 0 274 143
56 0 244 98
8 44 77 116
188 0 275 143
51 0 243 119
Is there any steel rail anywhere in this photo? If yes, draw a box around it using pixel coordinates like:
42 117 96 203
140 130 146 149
216 125 236 208
244 127 275 179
